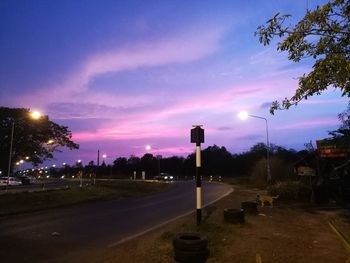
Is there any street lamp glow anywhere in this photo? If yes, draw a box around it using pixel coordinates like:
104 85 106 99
77 160 82 163
238 111 249 120
20 160 24 164
102 154 107 158
30 111 42 120
47 139 54 144
25 156 29 160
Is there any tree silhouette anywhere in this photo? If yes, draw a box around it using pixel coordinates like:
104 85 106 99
0 107 78 175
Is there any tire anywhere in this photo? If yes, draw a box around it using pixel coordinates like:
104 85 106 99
174 248 209 263
173 233 208 251
241 201 258 214
223 208 245 224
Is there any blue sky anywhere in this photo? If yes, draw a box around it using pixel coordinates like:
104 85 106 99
0 0 347 166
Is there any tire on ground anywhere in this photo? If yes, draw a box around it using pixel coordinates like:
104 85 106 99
223 208 245 224
173 233 208 251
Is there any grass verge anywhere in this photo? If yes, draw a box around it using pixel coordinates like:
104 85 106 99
0 180 171 216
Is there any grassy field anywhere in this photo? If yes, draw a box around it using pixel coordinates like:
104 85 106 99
0 180 171 216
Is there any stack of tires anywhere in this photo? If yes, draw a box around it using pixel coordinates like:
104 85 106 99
173 233 209 263
223 208 245 224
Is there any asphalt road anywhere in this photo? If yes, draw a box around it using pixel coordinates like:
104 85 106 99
0 181 232 263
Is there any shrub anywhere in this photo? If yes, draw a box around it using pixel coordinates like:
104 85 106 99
267 181 311 201
250 157 295 187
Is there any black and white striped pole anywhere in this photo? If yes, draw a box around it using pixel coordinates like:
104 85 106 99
191 125 204 226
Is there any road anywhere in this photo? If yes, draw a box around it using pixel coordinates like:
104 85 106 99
0 181 232 263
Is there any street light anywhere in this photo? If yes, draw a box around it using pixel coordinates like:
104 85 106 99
238 111 271 182
7 110 42 191
30 111 42 120
145 145 151 151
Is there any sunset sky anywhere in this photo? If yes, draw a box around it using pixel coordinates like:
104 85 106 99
0 0 347 165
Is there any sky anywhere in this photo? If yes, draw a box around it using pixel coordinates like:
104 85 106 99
0 0 347 166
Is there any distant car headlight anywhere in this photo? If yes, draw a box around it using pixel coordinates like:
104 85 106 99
164 176 168 180
170 176 174 180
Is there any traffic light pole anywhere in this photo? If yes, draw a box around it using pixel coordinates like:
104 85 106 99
196 142 202 226
191 125 204 226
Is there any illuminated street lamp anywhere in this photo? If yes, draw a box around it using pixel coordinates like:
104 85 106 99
238 111 271 182
145 145 151 151
7 110 42 191
101 154 108 168
19 159 24 171
30 111 42 120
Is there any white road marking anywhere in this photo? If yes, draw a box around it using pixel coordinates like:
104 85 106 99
107 185 234 248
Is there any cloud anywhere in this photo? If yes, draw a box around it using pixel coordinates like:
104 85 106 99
17 25 228 108
235 134 262 141
260 102 271 109
276 117 339 130
217 126 233 131
47 77 285 144
302 97 348 105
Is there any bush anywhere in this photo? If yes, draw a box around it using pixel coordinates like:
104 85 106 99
267 181 311 201
250 157 295 187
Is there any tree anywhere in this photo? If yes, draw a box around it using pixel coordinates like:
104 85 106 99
0 107 79 174
327 103 350 148
256 0 350 114
201 145 233 175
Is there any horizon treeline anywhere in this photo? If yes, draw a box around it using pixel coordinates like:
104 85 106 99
58 143 311 179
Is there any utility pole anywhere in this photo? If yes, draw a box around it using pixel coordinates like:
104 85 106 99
191 125 204 226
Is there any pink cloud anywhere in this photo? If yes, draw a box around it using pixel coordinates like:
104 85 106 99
64 77 299 144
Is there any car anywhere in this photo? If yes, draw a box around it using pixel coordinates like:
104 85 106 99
17 176 36 185
0 177 8 186
0 177 22 186
154 173 174 181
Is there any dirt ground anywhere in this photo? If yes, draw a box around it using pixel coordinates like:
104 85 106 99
62 184 350 263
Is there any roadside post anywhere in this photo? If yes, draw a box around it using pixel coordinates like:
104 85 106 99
191 125 204 226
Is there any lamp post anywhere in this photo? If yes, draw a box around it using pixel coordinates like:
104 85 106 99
238 111 271 182
77 159 83 187
6 110 42 191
